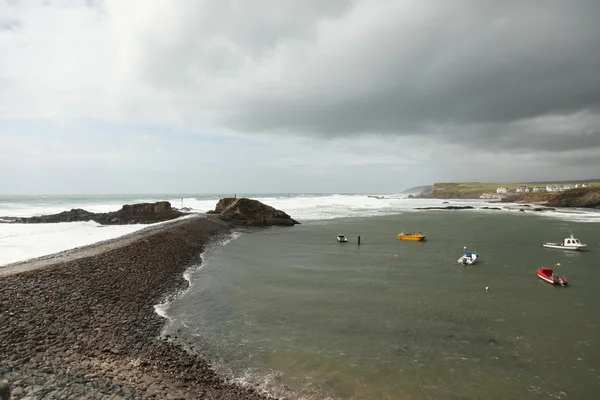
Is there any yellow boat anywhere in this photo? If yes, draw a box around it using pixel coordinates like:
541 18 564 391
398 232 426 241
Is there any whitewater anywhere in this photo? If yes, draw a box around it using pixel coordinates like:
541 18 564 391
1 193 599 266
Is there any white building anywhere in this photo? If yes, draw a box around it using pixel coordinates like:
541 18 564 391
496 187 507 194
546 185 561 192
516 186 530 193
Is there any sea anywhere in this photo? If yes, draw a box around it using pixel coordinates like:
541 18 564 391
2 193 600 399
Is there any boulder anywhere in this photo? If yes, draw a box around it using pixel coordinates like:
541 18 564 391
212 198 299 227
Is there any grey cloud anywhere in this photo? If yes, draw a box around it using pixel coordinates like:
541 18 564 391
219 1 600 137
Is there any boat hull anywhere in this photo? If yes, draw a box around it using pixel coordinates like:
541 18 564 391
543 243 587 251
537 268 568 286
458 256 479 265
398 234 426 241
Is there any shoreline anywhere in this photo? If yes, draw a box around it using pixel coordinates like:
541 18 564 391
0 214 275 399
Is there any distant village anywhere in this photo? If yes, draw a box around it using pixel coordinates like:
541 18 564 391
495 183 591 194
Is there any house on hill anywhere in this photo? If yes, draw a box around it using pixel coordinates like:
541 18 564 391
496 187 507 194
516 186 530 193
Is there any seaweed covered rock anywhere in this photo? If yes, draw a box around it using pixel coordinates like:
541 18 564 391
212 198 300 226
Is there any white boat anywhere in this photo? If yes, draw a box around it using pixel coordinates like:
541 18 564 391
337 234 348 243
458 251 479 265
542 233 587 251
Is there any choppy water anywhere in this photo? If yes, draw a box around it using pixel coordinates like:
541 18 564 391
164 211 600 400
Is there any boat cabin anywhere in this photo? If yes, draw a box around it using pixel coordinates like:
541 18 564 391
562 237 582 246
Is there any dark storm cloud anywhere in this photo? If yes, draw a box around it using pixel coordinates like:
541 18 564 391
211 0 600 150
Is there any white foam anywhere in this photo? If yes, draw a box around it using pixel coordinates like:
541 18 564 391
0 221 148 266
1 194 599 269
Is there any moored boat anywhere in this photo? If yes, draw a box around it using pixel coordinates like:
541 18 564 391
337 234 348 243
398 232 426 241
542 233 587 251
537 266 568 286
458 251 479 265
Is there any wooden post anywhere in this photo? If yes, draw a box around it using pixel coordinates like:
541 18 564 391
358 236 361 245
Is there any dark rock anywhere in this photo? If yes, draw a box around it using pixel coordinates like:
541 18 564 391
547 187 600 208
414 206 474 210
3 202 184 225
212 198 300 227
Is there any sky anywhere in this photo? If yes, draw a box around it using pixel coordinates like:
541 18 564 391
1 0 600 194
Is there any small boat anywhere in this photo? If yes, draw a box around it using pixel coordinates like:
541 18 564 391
458 251 479 265
337 234 348 243
398 232 426 241
542 232 587 251
537 267 568 286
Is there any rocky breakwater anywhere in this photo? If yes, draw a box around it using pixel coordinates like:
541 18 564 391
3 201 184 225
209 198 300 227
0 215 275 399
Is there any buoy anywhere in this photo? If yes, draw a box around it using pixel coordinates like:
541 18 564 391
556 263 561 267
486 286 489 290
394 254 398 259
463 246 467 250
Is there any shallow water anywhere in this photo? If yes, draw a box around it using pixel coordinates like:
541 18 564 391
165 211 600 399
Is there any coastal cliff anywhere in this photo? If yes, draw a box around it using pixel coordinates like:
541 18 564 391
546 187 600 208
419 182 489 199
210 197 300 226
418 182 600 208
3 201 184 225
504 187 600 208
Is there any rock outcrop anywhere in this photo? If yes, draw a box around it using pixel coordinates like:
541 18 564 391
546 187 600 208
415 206 475 210
4 202 184 225
210 198 300 226
505 187 600 208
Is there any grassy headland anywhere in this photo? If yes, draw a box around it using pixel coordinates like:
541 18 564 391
415 181 600 207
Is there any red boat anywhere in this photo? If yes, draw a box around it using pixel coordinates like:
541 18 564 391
537 268 568 286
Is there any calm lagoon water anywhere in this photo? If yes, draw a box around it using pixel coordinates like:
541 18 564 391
164 210 600 399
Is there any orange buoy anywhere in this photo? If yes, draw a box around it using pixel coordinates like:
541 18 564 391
394 254 398 258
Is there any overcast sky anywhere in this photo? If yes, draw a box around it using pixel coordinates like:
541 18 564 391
1 0 599 194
